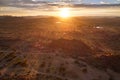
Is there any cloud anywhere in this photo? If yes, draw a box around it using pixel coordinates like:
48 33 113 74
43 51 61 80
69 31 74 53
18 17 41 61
0 0 40 6
0 0 120 8
100 1 109 4
0 0 49 9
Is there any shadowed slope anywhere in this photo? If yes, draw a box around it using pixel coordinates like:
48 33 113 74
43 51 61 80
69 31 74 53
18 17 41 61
47 39 94 57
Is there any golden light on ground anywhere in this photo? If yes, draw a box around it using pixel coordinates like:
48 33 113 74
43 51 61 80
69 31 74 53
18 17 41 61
59 8 70 18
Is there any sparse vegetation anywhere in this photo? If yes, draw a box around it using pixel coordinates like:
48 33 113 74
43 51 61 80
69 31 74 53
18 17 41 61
0 16 120 80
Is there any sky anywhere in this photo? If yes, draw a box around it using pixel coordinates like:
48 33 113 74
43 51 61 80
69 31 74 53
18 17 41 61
0 0 120 5
0 0 120 16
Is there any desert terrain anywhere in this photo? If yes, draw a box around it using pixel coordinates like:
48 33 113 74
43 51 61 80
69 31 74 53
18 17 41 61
0 16 120 80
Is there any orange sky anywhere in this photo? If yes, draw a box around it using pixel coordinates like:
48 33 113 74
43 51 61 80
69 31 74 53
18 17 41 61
0 6 120 16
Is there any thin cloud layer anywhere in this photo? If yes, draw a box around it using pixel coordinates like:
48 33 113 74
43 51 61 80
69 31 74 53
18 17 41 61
0 0 120 16
0 0 120 6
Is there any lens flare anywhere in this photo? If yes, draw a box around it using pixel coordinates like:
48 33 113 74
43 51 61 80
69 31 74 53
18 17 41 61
59 8 70 18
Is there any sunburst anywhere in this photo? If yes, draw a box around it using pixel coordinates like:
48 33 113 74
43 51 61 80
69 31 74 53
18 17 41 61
59 8 70 18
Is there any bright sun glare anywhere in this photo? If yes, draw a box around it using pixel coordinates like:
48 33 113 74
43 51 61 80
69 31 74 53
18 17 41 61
59 8 70 18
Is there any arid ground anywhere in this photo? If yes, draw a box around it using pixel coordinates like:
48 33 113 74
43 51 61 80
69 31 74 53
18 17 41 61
0 16 120 80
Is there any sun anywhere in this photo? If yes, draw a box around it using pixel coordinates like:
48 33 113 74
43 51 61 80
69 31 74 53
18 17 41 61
59 8 70 18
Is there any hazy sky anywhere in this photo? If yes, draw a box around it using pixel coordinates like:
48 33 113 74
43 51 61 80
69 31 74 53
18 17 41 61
0 0 120 16
0 0 120 5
